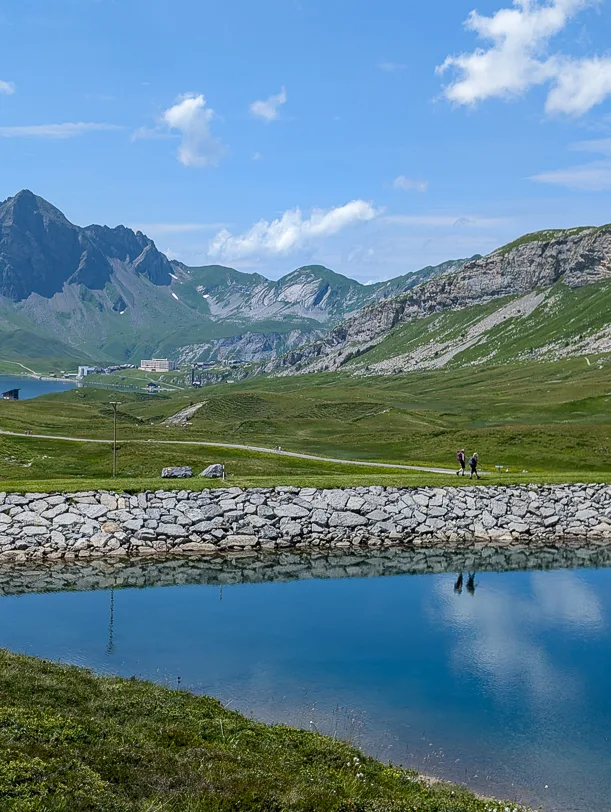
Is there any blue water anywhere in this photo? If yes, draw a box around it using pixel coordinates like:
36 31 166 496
0 375 75 399
1 561 610 812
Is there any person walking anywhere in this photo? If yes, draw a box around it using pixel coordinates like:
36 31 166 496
456 449 466 476
469 452 480 480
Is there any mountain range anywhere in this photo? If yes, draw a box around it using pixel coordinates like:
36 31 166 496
3 189 611 380
266 224 611 377
0 190 472 370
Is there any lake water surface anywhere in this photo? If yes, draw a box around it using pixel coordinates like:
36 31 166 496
0 375 75 399
1 549 609 812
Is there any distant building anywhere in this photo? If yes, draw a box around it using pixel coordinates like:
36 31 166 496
146 382 159 393
2 389 20 400
77 366 97 379
140 359 177 372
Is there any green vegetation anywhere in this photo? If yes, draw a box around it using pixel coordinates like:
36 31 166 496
0 329 92 375
1 357 611 485
344 278 611 373
0 649 524 812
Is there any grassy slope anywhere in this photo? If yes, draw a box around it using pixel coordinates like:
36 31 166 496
0 649 524 812
347 279 611 372
1 359 611 484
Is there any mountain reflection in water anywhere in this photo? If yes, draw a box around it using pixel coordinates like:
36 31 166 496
0 544 609 812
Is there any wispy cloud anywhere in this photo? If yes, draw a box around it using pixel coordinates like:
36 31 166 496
162 93 225 168
393 175 428 192
132 222 228 236
130 126 174 142
209 200 379 261
0 80 15 95
438 0 611 116
378 61 406 73
0 122 122 138
531 137 611 190
384 214 506 227
250 87 287 122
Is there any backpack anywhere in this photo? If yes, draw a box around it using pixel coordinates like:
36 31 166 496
457 451 464 463
469 456 476 467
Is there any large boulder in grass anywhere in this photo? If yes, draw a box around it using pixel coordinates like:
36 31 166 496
200 464 224 479
161 466 193 479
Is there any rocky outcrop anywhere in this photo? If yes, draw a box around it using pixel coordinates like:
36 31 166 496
177 328 322 365
1 484 611 562
0 191 173 302
266 226 611 375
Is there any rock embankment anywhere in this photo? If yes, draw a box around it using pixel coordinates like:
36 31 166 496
1 484 611 562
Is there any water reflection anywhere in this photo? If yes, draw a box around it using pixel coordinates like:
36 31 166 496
440 570 605 707
2 542 611 597
1 546 610 812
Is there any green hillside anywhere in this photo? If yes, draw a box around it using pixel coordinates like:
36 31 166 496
3 360 611 481
343 279 611 373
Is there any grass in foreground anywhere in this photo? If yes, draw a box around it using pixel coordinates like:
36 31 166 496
0 650 524 812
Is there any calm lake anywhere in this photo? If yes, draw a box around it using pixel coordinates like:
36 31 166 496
0 375 75 399
0 547 609 812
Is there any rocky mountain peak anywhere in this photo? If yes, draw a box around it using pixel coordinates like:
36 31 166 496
0 191 175 301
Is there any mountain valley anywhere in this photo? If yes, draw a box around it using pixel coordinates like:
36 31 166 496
0 190 470 370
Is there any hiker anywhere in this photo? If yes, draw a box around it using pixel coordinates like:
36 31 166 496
466 573 476 596
456 449 466 476
469 452 480 480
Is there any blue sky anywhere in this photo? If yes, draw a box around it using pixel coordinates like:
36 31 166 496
2 0 611 282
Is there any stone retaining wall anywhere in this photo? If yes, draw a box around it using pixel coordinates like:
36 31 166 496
1 484 611 562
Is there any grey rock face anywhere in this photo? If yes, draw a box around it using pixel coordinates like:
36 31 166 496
265 226 611 376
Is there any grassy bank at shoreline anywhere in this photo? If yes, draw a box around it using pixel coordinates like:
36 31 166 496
0 649 524 812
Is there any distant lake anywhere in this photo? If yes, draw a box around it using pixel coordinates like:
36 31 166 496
1 547 610 812
0 375 75 400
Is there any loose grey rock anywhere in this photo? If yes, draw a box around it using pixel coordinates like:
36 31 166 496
200 464 224 479
161 467 193 479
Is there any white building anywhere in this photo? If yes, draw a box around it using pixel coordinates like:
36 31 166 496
77 366 97 379
140 358 177 372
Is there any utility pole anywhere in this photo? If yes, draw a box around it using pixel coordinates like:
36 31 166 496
109 401 121 477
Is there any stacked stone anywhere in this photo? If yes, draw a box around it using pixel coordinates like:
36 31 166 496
1 484 611 562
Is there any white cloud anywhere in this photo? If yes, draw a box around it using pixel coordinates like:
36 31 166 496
162 93 224 168
438 0 611 116
546 55 611 114
252 151 263 161
393 175 429 192
531 137 611 189
0 122 122 138
209 200 379 261
250 87 287 122
0 80 15 95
